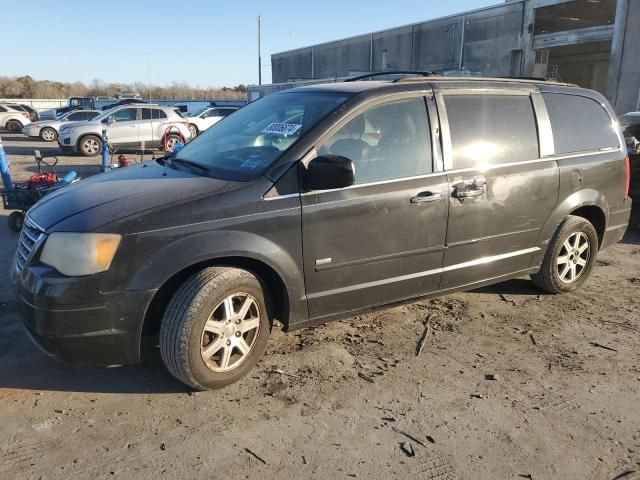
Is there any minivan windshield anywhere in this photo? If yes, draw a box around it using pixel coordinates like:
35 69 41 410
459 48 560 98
174 91 352 181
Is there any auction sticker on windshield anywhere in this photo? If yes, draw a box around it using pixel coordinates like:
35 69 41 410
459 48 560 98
261 123 302 136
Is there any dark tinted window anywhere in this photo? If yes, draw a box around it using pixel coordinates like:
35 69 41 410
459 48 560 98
0 106 7 112
68 112 84 120
445 94 539 169
142 108 152 120
543 93 620 154
322 97 432 184
220 108 236 117
154 109 167 119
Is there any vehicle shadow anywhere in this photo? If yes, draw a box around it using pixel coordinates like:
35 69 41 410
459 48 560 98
470 277 544 296
0 313 188 394
2 145 59 156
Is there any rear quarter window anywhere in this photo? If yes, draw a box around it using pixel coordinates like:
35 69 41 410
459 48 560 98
543 93 620 154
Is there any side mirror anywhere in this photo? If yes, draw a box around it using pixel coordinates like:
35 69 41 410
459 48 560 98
106 116 115 125
304 154 355 191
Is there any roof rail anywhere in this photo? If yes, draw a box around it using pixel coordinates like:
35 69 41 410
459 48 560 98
344 71 435 82
393 75 577 87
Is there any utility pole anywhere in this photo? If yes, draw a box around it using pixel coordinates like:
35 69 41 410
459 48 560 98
258 15 262 85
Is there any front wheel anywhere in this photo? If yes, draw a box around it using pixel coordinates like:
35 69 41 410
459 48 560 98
531 215 598 294
79 135 102 156
188 124 198 138
160 267 272 390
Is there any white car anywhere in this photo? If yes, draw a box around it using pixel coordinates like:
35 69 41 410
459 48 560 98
0 103 32 132
187 106 237 137
57 104 192 156
23 110 101 142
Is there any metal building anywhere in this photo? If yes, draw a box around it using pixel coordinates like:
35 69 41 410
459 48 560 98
249 0 639 114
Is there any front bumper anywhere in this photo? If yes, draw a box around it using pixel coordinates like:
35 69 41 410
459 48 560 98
12 263 155 366
22 126 40 138
57 134 76 151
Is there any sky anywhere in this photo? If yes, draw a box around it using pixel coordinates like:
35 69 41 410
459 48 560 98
4 0 497 88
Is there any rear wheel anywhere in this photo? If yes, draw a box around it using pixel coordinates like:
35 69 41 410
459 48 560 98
160 267 272 390
40 127 57 142
79 135 102 156
6 120 22 133
531 215 598 294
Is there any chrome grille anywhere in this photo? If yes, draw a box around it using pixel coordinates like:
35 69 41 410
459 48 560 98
15 217 45 274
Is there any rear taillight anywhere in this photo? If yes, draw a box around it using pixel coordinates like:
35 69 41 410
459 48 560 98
21 112 29 118
625 155 630 198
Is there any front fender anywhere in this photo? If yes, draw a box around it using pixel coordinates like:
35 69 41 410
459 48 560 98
531 188 609 266
106 227 308 326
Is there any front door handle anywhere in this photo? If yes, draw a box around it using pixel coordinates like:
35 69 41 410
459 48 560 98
453 176 486 199
411 192 443 204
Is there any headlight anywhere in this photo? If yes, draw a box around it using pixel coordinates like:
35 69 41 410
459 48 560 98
40 233 121 276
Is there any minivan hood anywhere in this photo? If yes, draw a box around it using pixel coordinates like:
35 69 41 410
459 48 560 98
29 161 241 231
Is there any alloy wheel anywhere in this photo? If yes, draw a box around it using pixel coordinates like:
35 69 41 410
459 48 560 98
556 231 590 283
42 129 55 141
84 138 100 154
200 292 261 372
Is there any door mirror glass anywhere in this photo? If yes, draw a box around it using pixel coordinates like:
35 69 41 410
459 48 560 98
304 155 355 191
106 116 115 125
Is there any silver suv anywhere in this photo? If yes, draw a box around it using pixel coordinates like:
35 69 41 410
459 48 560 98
58 104 191 156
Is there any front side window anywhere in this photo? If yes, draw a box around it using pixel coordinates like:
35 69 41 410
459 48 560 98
204 109 221 118
175 91 352 181
111 108 137 122
320 97 432 185
444 94 539 169
543 93 620 155
68 112 84 121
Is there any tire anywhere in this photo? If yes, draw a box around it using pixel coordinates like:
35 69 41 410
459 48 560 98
6 120 22 133
40 127 57 142
531 215 599 294
8 211 24 232
188 124 198 138
79 135 102 156
160 267 272 390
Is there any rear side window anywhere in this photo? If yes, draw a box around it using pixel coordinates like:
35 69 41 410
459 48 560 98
444 94 539 169
142 108 152 120
154 109 167 119
543 93 620 154
0 106 7 112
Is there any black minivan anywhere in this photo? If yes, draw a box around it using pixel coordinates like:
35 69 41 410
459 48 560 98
12 76 632 389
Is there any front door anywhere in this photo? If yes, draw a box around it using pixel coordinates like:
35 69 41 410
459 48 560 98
436 89 559 289
301 94 449 320
106 107 139 146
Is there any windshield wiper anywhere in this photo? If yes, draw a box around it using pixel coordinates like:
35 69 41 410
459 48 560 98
171 158 210 175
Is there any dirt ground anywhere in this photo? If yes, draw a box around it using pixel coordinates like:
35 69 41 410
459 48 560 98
0 132 639 480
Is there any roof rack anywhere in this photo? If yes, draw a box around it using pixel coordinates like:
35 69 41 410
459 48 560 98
393 75 577 87
344 71 435 82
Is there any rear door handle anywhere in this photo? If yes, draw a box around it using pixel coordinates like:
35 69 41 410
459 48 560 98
411 192 443 204
453 176 486 199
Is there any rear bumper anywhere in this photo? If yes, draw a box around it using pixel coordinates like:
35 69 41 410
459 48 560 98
601 198 632 250
12 264 155 366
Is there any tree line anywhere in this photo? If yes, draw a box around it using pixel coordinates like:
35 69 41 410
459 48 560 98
0 76 247 100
